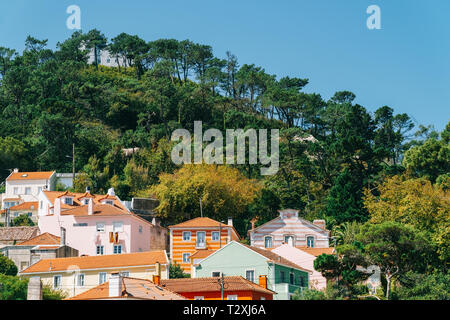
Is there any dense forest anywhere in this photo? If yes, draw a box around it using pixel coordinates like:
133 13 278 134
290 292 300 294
0 30 449 299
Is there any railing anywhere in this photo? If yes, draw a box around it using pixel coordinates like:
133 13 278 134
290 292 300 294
196 242 206 249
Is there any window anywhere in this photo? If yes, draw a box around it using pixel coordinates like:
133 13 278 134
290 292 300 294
105 200 114 205
120 271 130 277
246 270 255 283
196 232 206 248
211 271 221 277
96 245 104 255
53 275 62 289
299 276 305 287
64 197 73 205
77 274 85 287
182 253 190 263
113 244 122 254
113 221 123 232
264 236 273 248
96 222 105 232
83 199 90 205
306 236 315 248
99 272 107 284
13 187 18 195
280 271 286 283
27 212 32 217
25 187 31 195
290 272 295 285
182 231 191 241
211 231 220 241
227 295 238 300
139 225 143 233
284 235 295 246
37 187 42 194
194 296 204 300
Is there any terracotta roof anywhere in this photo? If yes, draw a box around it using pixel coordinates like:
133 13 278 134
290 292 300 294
240 242 312 273
17 232 60 246
61 204 129 217
76 192 96 200
191 249 215 260
296 246 335 257
161 276 275 295
169 217 233 229
7 171 55 181
20 250 168 274
43 191 127 211
66 277 186 300
9 202 38 211
2 197 21 202
32 245 61 250
0 227 39 242
97 194 118 201
56 191 77 198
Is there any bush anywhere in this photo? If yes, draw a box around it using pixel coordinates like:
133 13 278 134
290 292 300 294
0 274 27 300
0 254 18 276
292 288 326 300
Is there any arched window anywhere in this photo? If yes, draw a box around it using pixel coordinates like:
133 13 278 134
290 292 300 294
264 236 273 248
306 236 315 248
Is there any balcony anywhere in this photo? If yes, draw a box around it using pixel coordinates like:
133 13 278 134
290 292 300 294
195 241 206 249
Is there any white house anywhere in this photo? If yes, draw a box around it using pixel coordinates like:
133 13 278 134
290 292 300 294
1 170 56 210
248 209 330 249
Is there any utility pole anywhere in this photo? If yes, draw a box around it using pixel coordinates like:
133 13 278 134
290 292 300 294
219 221 222 249
199 198 203 217
220 273 224 300
333 237 338 284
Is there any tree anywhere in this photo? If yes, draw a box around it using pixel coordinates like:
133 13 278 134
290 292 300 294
356 222 434 299
144 164 260 226
169 261 190 279
0 254 18 276
11 214 35 227
84 29 107 71
0 274 27 300
364 175 450 263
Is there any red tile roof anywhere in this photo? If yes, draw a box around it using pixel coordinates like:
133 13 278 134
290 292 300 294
161 276 275 295
61 204 129 217
296 246 335 257
17 232 60 246
66 277 186 300
169 217 240 239
20 251 169 274
9 202 38 211
0 227 39 242
43 191 127 211
7 171 55 181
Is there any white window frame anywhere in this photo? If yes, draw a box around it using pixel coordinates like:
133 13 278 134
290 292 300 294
227 295 238 300
196 231 206 248
306 235 315 248
182 231 191 241
25 187 31 195
13 187 19 195
96 222 105 233
182 252 191 263
96 245 104 255
77 273 85 287
283 234 296 246
211 271 222 277
53 275 62 289
211 231 220 242
264 235 273 248
113 221 123 232
245 269 255 283
113 244 122 254
99 272 107 284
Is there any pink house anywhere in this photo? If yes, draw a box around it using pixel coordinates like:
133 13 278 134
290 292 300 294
37 188 168 256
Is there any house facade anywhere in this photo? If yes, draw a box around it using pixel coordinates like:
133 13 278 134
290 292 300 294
19 250 170 298
169 217 240 273
1 170 56 209
272 244 334 290
37 189 168 256
0 232 78 272
161 276 275 300
7 201 39 224
248 209 330 249
194 241 311 300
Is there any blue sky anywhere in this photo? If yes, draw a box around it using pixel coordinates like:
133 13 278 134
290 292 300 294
0 0 448 131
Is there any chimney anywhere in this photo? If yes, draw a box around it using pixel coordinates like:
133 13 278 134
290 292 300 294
313 219 326 230
60 227 66 246
86 186 90 193
13 168 19 173
227 217 233 227
155 261 161 277
54 198 61 216
27 277 43 300
152 217 160 227
258 275 267 289
109 273 123 298
107 187 115 196
88 198 93 215
153 275 161 286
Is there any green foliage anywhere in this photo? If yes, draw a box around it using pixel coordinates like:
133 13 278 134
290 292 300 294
0 254 18 276
394 271 450 300
169 262 190 279
42 284 67 300
292 288 326 300
0 274 27 300
11 214 35 226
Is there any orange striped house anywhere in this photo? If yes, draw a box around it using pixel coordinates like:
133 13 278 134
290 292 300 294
168 217 240 273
